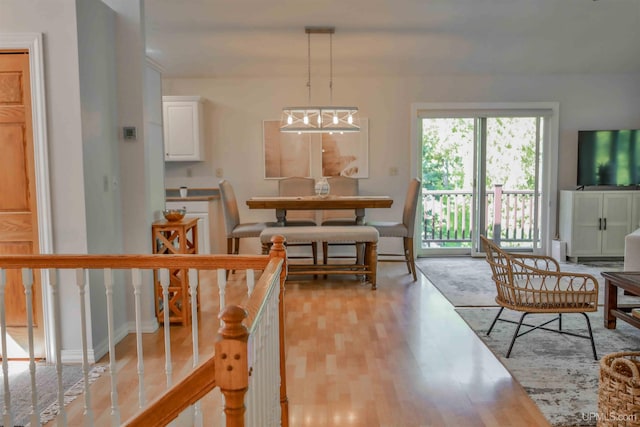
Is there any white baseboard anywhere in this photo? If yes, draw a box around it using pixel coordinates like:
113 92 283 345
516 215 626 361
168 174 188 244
60 319 159 364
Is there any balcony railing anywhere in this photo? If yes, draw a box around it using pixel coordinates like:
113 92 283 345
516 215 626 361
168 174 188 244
422 185 539 248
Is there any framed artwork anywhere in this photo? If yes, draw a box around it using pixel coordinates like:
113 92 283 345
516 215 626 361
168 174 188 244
321 118 369 178
263 120 311 179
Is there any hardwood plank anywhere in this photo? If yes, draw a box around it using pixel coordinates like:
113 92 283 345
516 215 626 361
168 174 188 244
52 261 550 426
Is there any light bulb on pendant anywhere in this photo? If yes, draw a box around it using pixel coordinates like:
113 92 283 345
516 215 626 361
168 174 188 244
333 114 338 124
347 114 353 125
303 114 309 125
287 115 293 125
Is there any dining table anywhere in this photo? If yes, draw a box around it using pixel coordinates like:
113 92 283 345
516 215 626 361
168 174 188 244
245 195 393 226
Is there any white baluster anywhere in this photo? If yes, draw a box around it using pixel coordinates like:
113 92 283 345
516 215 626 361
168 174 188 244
74 268 94 426
217 269 226 327
159 269 172 387
103 269 121 426
22 269 39 427
246 269 255 296
49 269 67 425
246 333 254 427
189 268 202 427
0 269 14 427
131 268 146 407
271 293 281 424
217 268 227 426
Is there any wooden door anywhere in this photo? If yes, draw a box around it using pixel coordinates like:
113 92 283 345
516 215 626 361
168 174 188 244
0 51 44 357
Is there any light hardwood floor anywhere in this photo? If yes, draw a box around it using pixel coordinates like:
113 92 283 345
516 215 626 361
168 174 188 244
55 261 550 426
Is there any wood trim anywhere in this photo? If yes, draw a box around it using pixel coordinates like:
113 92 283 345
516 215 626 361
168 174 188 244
246 196 392 210
0 253 271 270
121 357 217 427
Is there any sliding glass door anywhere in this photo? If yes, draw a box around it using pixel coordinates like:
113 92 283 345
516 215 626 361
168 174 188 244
415 105 554 256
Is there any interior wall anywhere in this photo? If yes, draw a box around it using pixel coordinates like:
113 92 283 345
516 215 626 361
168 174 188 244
1 4 88 251
163 73 640 253
103 0 163 332
2 0 90 353
5 0 162 361
77 0 126 359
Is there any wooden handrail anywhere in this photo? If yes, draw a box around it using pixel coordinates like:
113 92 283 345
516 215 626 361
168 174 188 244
0 236 290 427
120 236 289 427
0 253 271 270
121 357 218 427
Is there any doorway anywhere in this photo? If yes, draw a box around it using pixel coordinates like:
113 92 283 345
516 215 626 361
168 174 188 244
411 103 559 257
0 36 53 360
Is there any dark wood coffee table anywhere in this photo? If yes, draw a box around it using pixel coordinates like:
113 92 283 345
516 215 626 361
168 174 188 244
602 271 640 329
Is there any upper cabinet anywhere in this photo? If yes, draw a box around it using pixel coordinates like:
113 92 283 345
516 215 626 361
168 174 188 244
162 96 204 161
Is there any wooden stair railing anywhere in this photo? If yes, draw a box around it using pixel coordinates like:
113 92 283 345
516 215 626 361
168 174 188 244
123 236 289 427
0 235 289 427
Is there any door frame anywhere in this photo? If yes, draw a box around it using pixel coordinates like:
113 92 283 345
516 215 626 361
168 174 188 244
410 102 559 257
0 33 55 360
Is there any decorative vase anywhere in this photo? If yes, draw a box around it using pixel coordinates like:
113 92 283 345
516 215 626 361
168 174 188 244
315 177 330 197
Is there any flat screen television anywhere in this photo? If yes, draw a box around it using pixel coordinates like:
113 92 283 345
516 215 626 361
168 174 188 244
577 129 640 187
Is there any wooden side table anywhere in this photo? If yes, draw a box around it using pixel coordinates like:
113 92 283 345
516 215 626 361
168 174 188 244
152 218 199 325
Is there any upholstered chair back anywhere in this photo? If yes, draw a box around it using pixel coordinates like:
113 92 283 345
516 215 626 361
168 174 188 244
278 177 316 223
322 176 359 223
403 178 422 235
219 180 240 235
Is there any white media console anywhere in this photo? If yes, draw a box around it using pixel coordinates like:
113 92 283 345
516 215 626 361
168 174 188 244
558 190 640 262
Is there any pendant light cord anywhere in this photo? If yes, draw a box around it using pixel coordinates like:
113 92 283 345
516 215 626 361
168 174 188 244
329 32 333 105
307 32 311 105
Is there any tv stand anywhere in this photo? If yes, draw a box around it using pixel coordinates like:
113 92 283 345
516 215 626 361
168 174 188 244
558 190 639 261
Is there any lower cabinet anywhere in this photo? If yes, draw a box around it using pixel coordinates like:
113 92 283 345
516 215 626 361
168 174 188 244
558 190 637 261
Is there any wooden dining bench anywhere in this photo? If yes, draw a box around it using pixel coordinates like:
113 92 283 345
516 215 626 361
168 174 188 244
260 226 379 289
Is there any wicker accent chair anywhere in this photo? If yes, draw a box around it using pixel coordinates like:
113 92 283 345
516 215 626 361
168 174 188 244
480 235 599 359
321 176 359 264
278 177 318 264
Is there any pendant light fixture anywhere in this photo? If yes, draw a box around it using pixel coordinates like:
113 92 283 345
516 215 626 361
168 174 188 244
280 26 360 134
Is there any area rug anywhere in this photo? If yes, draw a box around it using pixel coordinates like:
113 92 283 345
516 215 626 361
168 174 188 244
415 256 640 427
0 362 106 427
416 256 627 307
456 308 640 426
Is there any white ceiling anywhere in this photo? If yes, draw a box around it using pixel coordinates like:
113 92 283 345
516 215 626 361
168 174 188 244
144 0 640 78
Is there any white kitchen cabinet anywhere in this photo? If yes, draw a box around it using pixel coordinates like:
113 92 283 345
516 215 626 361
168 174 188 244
559 190 634 261
166 200 213 254
162 96 204 161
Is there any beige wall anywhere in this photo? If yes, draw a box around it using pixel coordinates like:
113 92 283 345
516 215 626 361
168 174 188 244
163 73 640 251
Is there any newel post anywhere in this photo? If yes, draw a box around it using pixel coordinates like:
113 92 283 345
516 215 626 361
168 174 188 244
269 235 289 427
215 306 249 427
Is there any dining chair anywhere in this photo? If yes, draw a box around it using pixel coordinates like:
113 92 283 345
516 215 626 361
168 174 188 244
219 180 275 256
367 178 421 281
278 177 318 263
321 176 359 264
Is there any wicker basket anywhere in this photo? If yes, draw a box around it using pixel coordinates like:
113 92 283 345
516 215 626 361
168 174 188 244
598 352 640 426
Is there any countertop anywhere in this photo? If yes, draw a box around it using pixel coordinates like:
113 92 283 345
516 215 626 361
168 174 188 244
165 187 219 202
